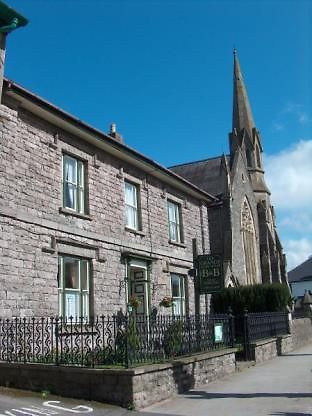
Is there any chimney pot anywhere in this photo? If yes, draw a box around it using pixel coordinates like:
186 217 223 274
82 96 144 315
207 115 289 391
110 123 116 134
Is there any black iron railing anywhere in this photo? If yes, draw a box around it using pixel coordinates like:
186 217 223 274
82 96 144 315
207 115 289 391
246 311 290 342
233 310 290 360
0 311 291 367
0 314 232 368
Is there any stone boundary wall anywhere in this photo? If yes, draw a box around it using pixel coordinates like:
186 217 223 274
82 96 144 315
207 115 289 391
290 318 312 350
250 338 278 363
0 349 236 409
249 316 312 364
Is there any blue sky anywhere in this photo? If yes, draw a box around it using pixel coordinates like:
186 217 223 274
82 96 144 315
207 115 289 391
4 0 312 270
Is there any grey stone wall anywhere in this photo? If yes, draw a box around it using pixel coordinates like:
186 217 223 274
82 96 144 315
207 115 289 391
250 338 278 363
0 100 210 317
290 318 312 350
0 349 237 409
276 334 293 355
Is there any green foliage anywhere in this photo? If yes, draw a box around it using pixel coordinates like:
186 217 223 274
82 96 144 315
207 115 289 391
115 314 140 365
163 320 184 356
211 283 291 314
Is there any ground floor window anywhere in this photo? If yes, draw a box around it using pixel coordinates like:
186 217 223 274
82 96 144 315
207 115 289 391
58 256 90 319
171 273 186 316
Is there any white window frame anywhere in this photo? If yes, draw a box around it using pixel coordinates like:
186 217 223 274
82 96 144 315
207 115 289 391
124 181 140 230
167 200 182 242
58 256 90 319
62 154 85 214
171 273 186 316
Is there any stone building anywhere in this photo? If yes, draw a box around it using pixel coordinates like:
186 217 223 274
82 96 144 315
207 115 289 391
171 51 287 287
0 4 287 319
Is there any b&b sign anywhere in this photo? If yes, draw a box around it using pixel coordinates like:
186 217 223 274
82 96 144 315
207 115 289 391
197 254 223 294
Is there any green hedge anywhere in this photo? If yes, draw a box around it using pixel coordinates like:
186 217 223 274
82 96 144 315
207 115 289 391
211 283 291 314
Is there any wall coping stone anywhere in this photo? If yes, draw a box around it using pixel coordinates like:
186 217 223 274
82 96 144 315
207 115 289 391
277 334 292 340
250 337 276 347
0 348 237 377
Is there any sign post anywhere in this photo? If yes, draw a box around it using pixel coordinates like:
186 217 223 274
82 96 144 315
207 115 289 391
192 238 200 318
197 254 223 295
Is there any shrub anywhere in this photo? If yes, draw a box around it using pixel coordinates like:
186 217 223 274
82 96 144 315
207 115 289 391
163 320 184 356
211 283 291 314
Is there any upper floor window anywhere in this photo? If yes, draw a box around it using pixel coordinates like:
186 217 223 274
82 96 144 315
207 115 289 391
58 256 90 319
167 200 182 243
125 181 140 230
63 154 85 214
171 273 186 316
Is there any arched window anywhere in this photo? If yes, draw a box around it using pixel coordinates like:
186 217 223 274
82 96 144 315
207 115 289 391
246 149 252 167
255 145 261 168
241 199 258 285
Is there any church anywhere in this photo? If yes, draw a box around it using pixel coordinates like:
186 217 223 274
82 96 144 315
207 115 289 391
171 51 287 288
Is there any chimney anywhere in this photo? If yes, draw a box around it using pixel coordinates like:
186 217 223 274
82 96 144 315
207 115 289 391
0 1 28 101
108 123 124 143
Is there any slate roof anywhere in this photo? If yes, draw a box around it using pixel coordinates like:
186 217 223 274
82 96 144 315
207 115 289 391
233 50 255 135
169 156 229 197
288 257 312 283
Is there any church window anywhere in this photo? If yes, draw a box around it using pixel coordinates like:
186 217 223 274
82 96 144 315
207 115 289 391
246 149 252 167
256 145 261 168
241 199 258 285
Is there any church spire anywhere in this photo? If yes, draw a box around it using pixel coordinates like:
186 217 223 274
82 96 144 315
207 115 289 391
232 49 255 136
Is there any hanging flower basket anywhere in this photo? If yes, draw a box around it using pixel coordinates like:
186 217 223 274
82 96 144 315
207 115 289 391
159 296 173 308
128 295 141 309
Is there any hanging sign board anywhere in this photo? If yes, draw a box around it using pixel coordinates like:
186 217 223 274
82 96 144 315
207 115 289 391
197 254 223 294
214 323 223 343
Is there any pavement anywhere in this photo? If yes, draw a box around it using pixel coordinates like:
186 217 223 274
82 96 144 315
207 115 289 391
0 388 161 416
144 344 312 416
0 344 311 416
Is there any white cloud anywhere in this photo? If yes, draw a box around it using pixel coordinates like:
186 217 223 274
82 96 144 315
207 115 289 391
265 140 312 209
283 238 312 271
278 211 312 233
283 102 311 124
272 122 285 132
298 112 309 124
265 139 312 271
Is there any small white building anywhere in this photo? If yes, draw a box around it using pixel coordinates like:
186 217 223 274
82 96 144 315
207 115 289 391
288 257 312 301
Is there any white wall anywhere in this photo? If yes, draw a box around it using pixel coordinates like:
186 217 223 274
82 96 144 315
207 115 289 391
290 280 312 298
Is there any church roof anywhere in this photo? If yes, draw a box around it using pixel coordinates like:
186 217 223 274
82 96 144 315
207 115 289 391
288 256 312 283
169 156 229 196
232 50 255 136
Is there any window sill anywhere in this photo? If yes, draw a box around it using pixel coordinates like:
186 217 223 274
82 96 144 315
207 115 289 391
168 240 186 248
125 227 146 237
59 207 92 221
